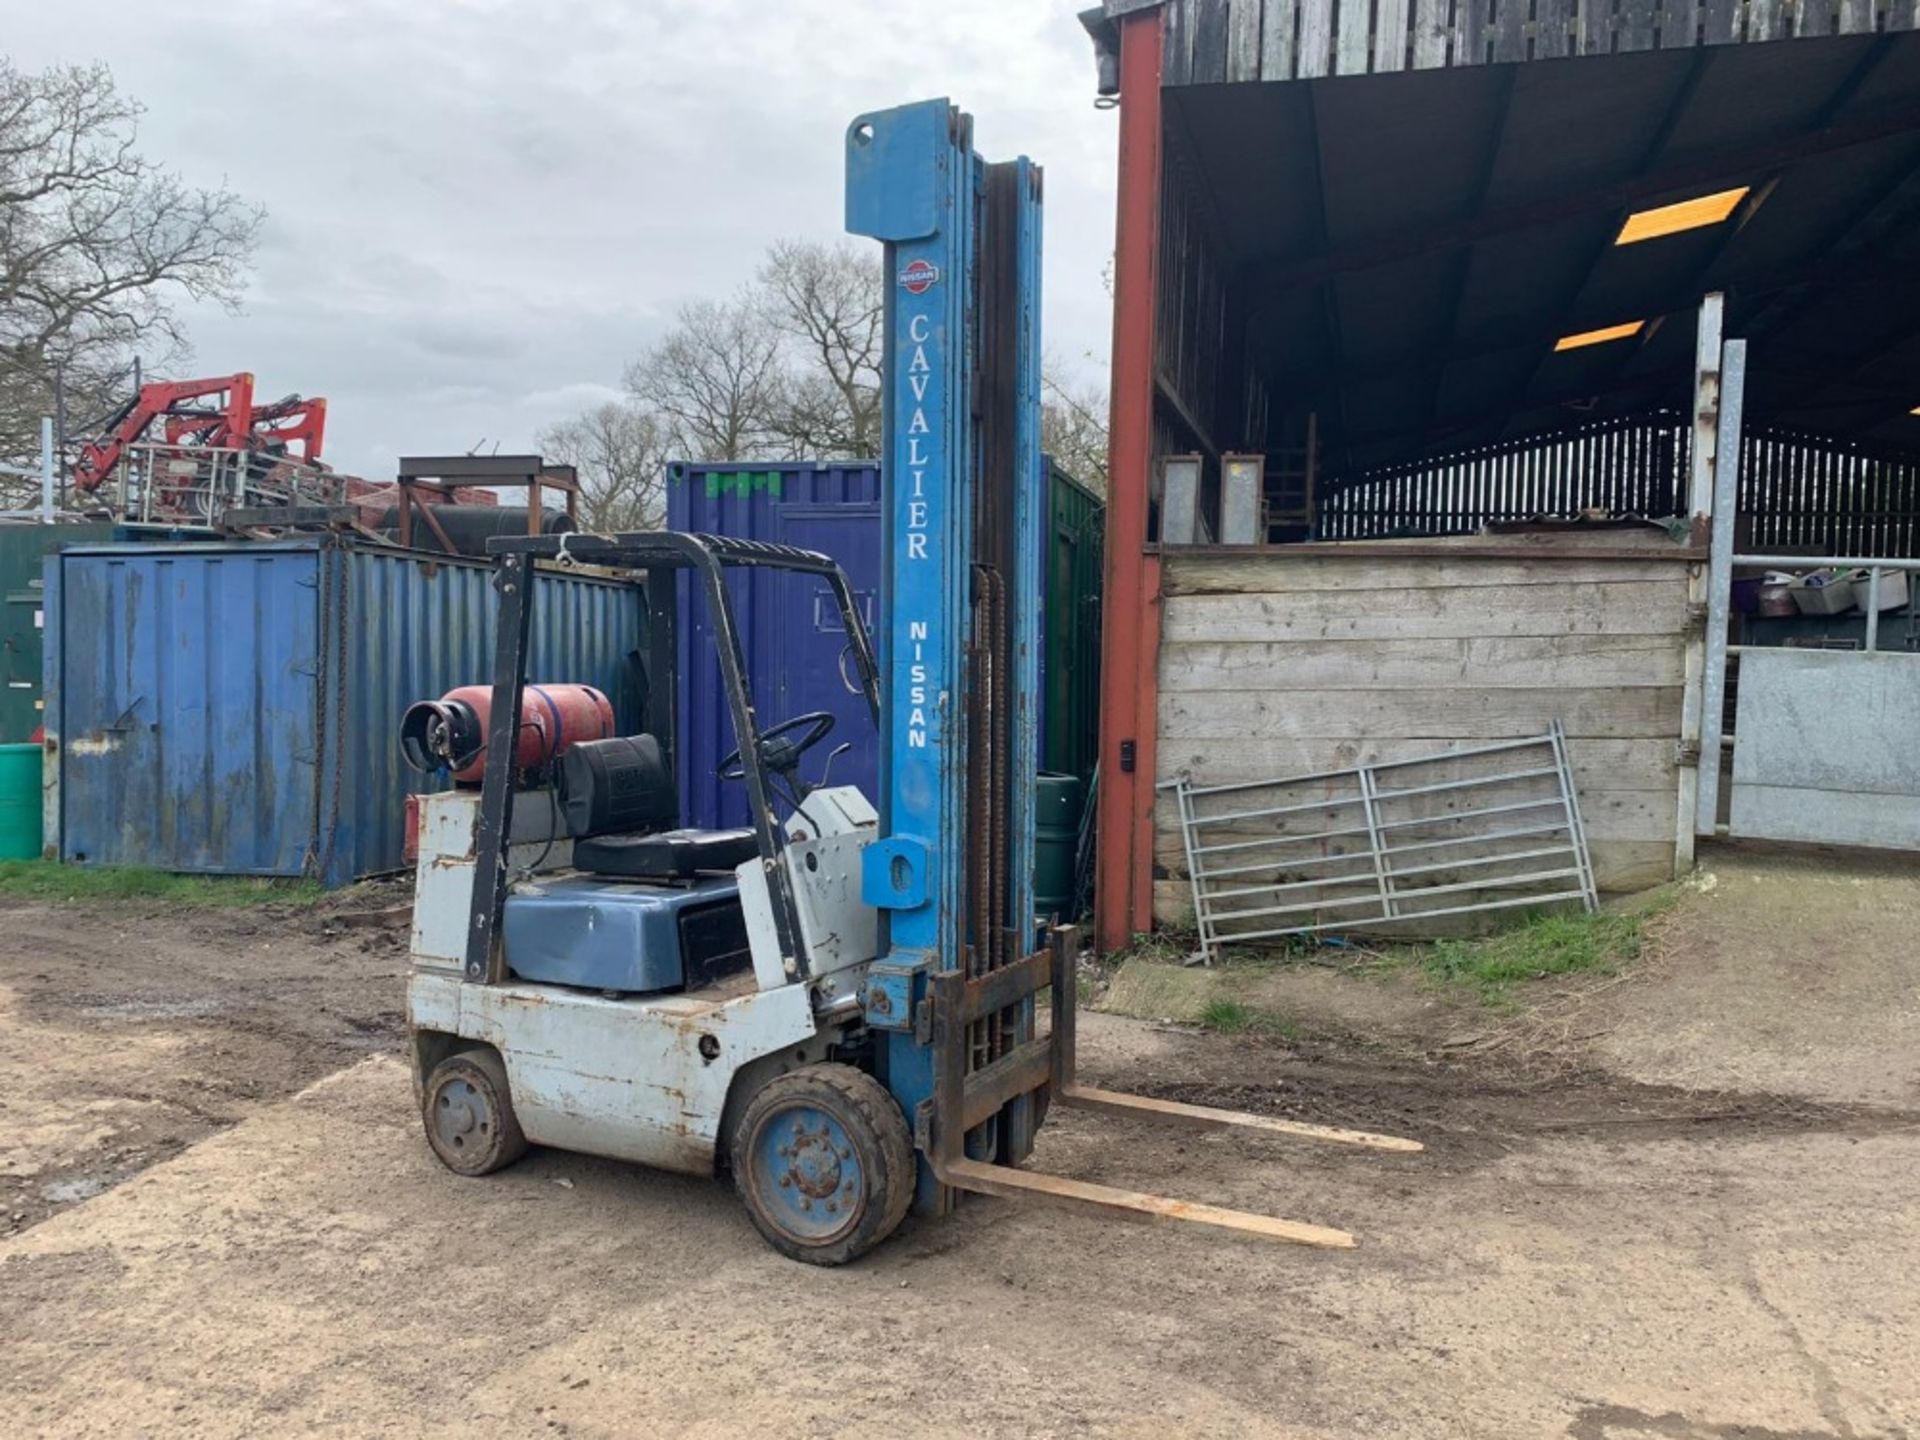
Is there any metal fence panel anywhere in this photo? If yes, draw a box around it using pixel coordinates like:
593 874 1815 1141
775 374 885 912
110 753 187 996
1174 725 1597 957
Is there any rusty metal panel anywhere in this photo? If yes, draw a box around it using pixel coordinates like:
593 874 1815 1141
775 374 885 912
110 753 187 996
1729 649 1920 850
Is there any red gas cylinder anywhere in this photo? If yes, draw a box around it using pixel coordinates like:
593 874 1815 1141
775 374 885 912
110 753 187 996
400 682 614 783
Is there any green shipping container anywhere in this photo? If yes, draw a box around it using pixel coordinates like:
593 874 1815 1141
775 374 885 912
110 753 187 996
0 523 122 744
1042 462 1104 784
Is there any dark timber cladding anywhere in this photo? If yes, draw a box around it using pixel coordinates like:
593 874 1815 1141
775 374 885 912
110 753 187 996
1081 0 1920 949
1156 0 1920 81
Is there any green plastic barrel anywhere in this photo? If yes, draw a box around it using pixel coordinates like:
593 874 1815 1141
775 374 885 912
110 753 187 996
1034 771 1086 922
0 743 42 860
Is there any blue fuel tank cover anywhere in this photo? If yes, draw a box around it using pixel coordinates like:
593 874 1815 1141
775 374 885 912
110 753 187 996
502 874 742 993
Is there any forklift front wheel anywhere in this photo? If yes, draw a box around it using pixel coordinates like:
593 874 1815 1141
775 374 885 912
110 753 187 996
731 1064 914 1266
422 1048 529 1177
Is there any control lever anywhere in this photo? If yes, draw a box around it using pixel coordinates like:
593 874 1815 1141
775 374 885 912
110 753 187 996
817 741 852 791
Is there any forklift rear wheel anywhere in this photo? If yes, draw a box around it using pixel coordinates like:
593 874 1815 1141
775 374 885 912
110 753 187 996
422 1048 529 1177
731 1063 914 1266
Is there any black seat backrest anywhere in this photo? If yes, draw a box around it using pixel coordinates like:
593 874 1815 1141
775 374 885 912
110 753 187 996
560 735 677 838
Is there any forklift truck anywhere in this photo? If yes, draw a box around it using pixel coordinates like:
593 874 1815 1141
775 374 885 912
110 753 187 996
403 99 1416 1265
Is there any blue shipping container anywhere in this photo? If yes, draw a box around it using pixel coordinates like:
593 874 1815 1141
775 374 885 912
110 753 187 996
45 539 647 886
668 459 1103 829
669 463 883 830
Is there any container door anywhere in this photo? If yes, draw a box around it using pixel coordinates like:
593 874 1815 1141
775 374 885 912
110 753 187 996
772 504 882 811
58 549 322 875
668 465 884 830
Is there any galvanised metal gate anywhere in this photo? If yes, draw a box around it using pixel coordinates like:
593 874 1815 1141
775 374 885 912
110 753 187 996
1696 341 1920 850
1172 725 1599 961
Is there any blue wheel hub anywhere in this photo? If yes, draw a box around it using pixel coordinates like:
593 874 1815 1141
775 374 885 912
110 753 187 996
751 1104 865 1245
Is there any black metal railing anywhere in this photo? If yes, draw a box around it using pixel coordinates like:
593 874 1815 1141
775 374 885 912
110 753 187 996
1318 414 1920 557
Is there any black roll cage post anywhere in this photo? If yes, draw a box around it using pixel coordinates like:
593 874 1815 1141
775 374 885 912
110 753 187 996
461 530 883 989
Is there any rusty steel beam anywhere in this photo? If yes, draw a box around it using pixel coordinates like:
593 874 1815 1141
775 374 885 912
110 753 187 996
1096 6 1168 954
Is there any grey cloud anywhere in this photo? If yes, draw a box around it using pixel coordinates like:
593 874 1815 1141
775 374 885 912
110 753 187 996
9 0 1116 477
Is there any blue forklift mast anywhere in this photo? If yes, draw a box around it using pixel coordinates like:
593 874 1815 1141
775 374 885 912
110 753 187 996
847 99 1419 1238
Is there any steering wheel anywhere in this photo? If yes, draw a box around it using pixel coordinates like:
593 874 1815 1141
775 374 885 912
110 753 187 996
719 710 837 783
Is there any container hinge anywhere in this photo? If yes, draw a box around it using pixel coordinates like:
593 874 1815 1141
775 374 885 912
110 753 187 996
1676 739 1701 765
913 996 934 1047
1686 601 1709 632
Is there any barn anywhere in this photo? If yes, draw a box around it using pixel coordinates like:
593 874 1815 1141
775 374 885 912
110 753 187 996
1078 0 1920 949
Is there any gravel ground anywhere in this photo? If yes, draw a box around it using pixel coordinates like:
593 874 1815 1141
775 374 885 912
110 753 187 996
0 847 1915 1437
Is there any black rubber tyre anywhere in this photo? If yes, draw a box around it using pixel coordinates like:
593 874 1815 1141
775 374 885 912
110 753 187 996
730 1063 915 1266
422 1048 529 1177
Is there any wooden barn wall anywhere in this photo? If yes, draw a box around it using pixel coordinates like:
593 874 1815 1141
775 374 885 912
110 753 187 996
1161 0 1919 85
1152 542 1696 923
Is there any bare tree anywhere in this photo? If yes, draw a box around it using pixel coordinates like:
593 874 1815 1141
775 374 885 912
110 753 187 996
538 401 670 532
1042 374 1110 497
624 296 785 463
574 237 1106 489
758 239 881 458
0 60 262 496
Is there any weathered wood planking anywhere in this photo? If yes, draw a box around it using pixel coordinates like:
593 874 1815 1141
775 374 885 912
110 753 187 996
1335 0 1372 73
1162 686 1683 738
1297 0 1336 77
1262 0 1300 76
1228 0 1266 79
1177 0 1917 82
1192 0 1233 82
1374 0 1410 70
1152 545 1690 908
1163 634 1688 689
1164 585 1691 641
1162 554 1692 593
1413 0 1451 67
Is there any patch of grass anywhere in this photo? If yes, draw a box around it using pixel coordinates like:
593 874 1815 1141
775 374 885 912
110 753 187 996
1196 997 1301 1040
1110 926 1201 967
0 860 325 909
1420 905 1652 1001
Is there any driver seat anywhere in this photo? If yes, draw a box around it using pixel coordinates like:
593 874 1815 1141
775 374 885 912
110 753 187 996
559 735 760 881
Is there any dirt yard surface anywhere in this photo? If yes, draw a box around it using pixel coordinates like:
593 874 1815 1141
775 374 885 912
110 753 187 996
2 846 1917 1438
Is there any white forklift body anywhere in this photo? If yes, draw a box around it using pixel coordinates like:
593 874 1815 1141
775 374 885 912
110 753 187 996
408 783 880 1176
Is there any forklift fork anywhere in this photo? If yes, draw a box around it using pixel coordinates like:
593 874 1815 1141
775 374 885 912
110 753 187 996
923 927 1422 1249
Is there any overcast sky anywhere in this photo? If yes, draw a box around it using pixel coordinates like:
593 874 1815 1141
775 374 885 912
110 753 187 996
9 1 1118 481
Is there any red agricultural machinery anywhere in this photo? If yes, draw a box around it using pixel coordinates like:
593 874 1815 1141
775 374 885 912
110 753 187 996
69 372 345 525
